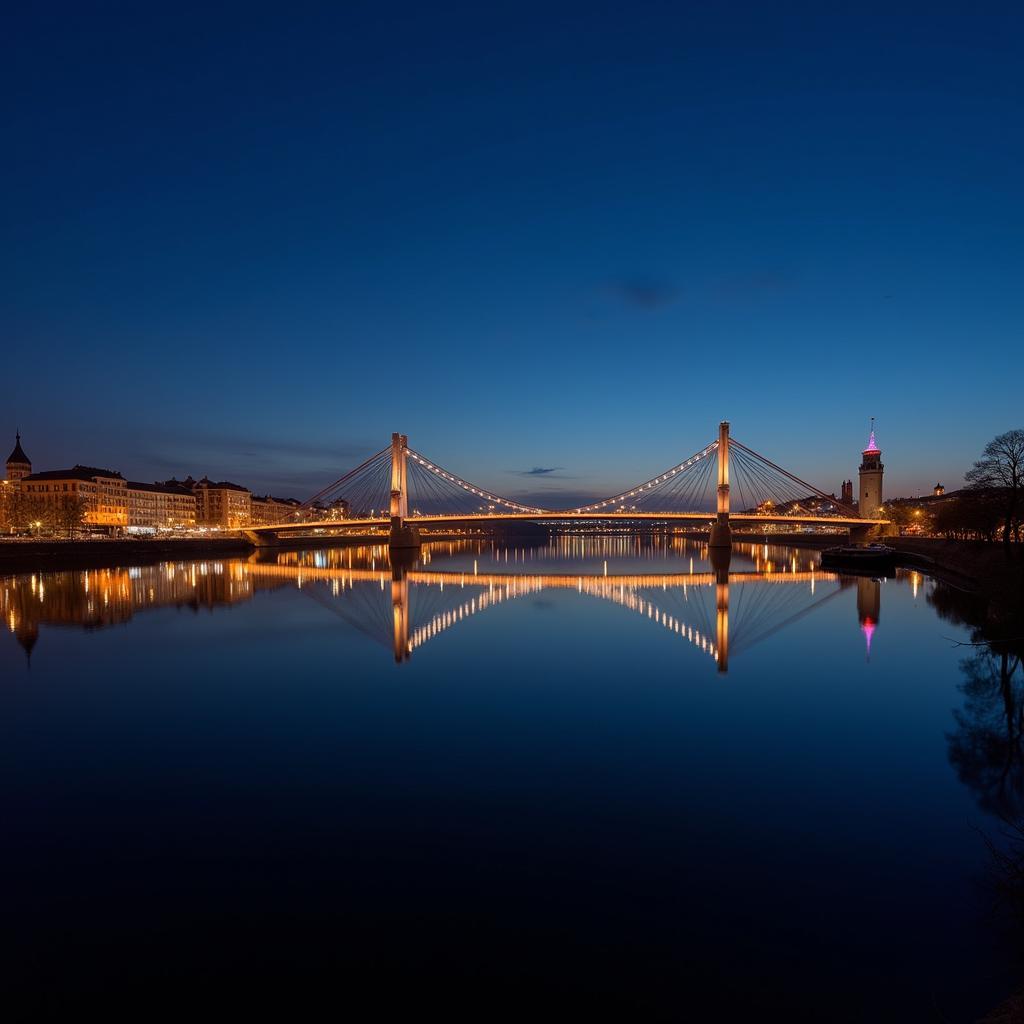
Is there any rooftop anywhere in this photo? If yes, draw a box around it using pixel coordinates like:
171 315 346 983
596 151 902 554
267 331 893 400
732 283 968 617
127 480 195 496
195 477 249 493
24 464 124 482
252 494 302 505
6 432 29 466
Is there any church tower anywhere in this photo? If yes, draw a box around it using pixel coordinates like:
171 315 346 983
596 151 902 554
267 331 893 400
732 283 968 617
5 433 31 483
858 420 883 518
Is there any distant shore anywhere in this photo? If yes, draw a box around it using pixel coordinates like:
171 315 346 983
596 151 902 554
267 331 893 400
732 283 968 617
2 532 1020 601
732 531 1022 601
0 537 256 573
0 531 501 573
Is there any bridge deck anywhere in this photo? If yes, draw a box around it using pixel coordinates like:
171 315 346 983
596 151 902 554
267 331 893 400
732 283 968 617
245 511 887 533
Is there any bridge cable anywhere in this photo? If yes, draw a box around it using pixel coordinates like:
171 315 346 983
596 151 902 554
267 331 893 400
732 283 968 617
731 438 860 517
551 442 718 514
299 446 391 511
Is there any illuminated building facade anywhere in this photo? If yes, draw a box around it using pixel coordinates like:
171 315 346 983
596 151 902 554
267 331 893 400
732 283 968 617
308 497 348 521
188 477 251 528
251 494 302 526
126 481 198 530
21 465 129 528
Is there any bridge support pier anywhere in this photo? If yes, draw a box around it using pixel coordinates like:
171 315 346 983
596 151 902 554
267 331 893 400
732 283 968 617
243 529 279 547
389 432 422 550
708 420 732 548
709 516 732 548
849 522 898 544
390 520 422 548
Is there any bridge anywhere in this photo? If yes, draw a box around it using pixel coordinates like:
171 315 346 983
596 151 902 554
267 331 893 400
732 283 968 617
243 421 889 547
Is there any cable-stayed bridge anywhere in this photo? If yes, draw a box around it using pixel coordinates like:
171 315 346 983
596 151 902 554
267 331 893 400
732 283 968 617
244 422 889 548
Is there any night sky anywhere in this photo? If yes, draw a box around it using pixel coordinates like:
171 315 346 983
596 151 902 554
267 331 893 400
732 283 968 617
4 2 1022 505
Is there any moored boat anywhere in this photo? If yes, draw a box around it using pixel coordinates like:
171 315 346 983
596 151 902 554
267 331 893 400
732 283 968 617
821 543 896 572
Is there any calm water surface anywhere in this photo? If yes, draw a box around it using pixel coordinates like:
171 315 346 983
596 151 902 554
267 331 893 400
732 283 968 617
1 536 1018 1020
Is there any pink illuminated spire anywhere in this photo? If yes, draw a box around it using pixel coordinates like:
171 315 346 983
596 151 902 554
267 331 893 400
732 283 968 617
863 416 880 455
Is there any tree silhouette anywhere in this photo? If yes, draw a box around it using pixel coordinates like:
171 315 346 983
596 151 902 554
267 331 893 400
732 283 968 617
966 429 1024 547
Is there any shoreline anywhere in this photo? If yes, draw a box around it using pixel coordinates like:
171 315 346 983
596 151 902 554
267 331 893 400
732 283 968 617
0 537 255 573
1 532 1019 597
0 532 515 573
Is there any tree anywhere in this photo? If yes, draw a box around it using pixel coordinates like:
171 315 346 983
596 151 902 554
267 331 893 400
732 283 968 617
966 429 1024 547
0 486 46 534
45 495 90 538
933 492 1003 541
880 501 933 534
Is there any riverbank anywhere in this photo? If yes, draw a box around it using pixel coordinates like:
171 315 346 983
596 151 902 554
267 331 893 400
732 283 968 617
0 531 516 573
725 531 844 550
0 538 254 573
884 537 1023 597
720 532 1021 596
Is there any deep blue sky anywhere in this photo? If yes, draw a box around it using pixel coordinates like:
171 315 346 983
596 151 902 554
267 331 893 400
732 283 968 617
4 2 1022 503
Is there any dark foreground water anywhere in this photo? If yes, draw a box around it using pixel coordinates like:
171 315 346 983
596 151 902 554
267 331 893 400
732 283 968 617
2 536 1021 1020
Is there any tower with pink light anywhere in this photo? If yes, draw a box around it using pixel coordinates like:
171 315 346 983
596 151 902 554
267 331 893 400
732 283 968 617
858 418 884 519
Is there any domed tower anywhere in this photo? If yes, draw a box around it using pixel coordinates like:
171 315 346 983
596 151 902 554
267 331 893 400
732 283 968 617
6 433 31 483
858 419 883 518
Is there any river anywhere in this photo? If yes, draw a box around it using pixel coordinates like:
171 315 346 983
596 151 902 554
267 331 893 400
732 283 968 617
2 535 1020 1020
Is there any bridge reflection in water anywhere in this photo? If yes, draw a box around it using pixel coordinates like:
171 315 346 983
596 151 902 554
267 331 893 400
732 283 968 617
3 540 892 674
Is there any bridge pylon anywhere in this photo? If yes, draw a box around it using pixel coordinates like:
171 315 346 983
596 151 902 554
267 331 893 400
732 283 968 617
708 420 731 549
389 432 421 549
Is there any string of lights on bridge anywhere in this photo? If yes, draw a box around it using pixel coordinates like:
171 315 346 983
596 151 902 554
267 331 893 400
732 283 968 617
406 449 547 514
569 442 719 514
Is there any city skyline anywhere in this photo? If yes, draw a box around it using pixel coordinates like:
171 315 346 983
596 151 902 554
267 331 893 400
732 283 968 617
0 418 987 510
5 3 1022 504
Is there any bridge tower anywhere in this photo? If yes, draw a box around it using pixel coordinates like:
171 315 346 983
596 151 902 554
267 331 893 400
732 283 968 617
708 420 731 548
858 420 884 519
389 432 421 549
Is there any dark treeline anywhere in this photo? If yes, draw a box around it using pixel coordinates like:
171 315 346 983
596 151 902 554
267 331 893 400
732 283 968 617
963 429 1024 546
884 429 1023 546
933 488 1020 543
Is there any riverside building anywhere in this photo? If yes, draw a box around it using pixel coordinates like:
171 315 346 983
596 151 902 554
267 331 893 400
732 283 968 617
250 494 303 526
126 481 198 532
186 477 252 529
21 465 129 529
